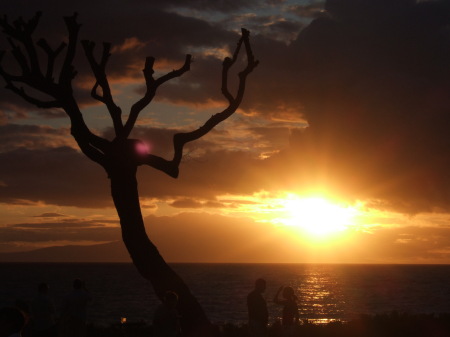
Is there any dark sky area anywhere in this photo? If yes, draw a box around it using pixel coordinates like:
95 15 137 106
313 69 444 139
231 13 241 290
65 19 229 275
1 0 450 263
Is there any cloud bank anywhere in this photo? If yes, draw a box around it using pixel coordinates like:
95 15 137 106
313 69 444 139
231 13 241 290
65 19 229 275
1 0 450 262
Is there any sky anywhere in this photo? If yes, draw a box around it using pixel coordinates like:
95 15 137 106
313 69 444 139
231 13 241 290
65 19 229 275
1 0 450 264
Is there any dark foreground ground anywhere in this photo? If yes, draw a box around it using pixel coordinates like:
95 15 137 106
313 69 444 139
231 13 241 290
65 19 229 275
87 312 450 337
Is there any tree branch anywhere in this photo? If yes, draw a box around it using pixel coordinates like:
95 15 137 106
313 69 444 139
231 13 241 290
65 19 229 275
0 12 110 167
221 32 245 104
4 82 61 108
122 54 192 138
81 40 123 136
59 13 80 88
0 13 62 100
1 13 43 77
6 38 30 75
170 29 258 170
37 39 67 80
140 29 258 177
141 154 179 178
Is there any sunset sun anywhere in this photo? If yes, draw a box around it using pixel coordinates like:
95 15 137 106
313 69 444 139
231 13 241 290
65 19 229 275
281 196 357 237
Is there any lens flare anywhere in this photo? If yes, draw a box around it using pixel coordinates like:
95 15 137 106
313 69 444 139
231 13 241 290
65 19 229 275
135 141 150 155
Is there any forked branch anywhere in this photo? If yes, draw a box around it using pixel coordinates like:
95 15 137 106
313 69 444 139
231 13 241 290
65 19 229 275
0 12 80 105
122 54 192 138
37 39 67 80
81 40 123 136
0 13 109 166
142 28 259 178
59 13 80 88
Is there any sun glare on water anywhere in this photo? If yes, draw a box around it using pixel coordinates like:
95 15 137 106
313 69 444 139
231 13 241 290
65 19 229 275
280 196 357 237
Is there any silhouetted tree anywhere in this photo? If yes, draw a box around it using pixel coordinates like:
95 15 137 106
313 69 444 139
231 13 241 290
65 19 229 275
0 12 258 336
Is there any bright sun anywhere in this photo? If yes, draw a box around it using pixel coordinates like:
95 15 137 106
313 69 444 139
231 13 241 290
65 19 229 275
281 196 357 237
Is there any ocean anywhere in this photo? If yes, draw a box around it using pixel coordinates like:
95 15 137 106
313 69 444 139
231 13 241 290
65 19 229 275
1 263 449 326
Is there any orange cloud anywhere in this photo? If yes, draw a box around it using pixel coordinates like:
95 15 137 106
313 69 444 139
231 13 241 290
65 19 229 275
111 37 147 53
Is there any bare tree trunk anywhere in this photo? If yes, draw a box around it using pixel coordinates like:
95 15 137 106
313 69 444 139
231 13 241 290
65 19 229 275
0 15 257 336
109 167 214 336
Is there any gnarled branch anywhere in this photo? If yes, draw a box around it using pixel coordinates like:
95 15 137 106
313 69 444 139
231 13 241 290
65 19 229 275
122 54 192 139
4 83 61 108
81 40 123 136
37 39 67 80
0 12 43 77
0 12 109 166
59 13 80 88
140 28 258 177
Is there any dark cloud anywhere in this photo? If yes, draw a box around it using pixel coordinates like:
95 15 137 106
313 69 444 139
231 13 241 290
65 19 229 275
262 0 450 213
266 0 286 5
257 18 305 43
235 34 302 114
0 146 111 208
0 0 237 115
289 4 325 18
12 219 118 228
0 133 351 209
343 225 450 263
0 124 74 151
0 146 253 208
1 0 450 266
0 0 304 120
154 56 224 106
0 0 313 119
2 0 450 217
137 149 267 200
0 219 120 243
13 222 95 229
0 121 292 208
33 212 67 218
161 0 259 12
248 125 298 146
34 110 67 119
170 198 204 209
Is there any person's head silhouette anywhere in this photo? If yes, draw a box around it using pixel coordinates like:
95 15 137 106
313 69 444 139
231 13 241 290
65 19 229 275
282 286 296 301
0 307 25 337
255 278 266 293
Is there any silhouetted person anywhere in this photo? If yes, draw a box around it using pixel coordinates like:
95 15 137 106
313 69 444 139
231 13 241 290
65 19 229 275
247 278 268 337
31 283 56 337
273 286 299 336
152 291 181 337
58 279 92 337
0 307 25 337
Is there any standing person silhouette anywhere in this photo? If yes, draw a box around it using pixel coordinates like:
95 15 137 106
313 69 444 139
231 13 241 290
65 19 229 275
58 279 92 337
273 286 299 336
247 278 268 337
31 282 56 337
0 307 25 337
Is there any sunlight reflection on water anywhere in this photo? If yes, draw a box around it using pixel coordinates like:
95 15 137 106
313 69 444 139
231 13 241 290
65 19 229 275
1 263 450 326
299 269 345 322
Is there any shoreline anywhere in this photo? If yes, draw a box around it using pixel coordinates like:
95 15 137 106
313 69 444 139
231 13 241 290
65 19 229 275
84 312 450 337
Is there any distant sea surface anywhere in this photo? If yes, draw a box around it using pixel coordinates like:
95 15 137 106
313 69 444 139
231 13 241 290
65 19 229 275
1 263 450 326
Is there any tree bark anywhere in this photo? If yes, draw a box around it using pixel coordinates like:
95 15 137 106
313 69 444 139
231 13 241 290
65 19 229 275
109 166 214 337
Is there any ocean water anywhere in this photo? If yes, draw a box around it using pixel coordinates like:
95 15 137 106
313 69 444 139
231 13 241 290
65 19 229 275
1 263 449 326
